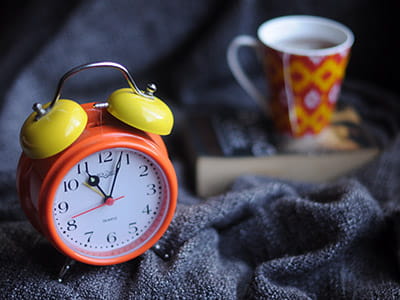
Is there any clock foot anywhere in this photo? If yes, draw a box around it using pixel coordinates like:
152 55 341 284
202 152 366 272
57 257 76 283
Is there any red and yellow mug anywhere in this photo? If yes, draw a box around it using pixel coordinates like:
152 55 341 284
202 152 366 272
227 15 354 137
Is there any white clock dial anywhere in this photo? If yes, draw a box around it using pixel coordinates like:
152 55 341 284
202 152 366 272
52 147 170 259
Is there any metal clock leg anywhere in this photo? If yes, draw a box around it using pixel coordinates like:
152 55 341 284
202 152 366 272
57 257 76 283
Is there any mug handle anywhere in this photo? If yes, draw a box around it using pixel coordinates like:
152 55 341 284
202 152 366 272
227 35 269 116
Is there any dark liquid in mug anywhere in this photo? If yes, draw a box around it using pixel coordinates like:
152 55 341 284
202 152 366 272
275 37 338 50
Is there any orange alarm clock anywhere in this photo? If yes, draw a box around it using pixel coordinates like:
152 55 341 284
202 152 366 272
16 62 178 266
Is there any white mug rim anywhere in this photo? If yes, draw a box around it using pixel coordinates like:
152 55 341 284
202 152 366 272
257 15 354 56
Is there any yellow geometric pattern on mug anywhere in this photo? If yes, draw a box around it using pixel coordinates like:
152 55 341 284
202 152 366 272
288 58 347 94
293 101 333 135
272 100 332 135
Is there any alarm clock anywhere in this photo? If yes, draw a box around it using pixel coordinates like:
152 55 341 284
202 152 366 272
16 62 178 266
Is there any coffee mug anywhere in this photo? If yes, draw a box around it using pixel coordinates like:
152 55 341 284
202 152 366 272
227 15 354 137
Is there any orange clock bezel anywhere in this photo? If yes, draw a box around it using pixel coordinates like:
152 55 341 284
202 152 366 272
18 104 178 266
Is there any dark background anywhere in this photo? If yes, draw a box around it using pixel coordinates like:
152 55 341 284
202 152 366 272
1 0 399 103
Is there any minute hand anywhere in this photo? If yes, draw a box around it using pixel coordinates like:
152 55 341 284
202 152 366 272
109 151 123 197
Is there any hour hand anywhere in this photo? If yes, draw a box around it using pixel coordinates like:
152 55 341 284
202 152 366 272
85 173 108 197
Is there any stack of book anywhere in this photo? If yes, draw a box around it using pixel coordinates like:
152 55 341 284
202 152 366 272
182 105 379 197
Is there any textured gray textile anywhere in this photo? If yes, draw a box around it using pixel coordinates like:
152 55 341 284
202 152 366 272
2 142 400 299
1 0 400 299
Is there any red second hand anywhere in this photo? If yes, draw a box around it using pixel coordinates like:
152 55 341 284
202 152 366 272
72 196 125 219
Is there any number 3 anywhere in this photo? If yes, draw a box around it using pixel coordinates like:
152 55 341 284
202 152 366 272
146 184 156 195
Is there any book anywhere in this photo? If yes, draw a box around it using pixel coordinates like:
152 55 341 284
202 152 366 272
182 105 380 197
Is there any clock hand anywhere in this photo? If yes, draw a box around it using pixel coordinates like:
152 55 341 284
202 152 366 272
83 182 104 197
71 195 125 219
86 172 108 198
71 202 105 219
109 151 123 198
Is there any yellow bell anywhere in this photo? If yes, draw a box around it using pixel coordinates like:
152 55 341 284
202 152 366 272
20 99 88 159
107 88 174 135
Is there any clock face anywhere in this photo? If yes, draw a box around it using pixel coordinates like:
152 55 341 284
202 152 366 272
51 147 170 260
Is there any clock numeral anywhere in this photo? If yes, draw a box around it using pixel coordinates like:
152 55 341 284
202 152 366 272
57 201 69 213
63 179 79 192
77 162 89 174
139 165 149 177
128 222 138 234
98 151 113 163
67 220 78 231
125 153 130 165
84 231 94 243
146 184 157 195
107 232 117 243
142 204 152 215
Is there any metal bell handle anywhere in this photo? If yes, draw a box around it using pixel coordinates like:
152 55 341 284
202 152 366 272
33 61 156 119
